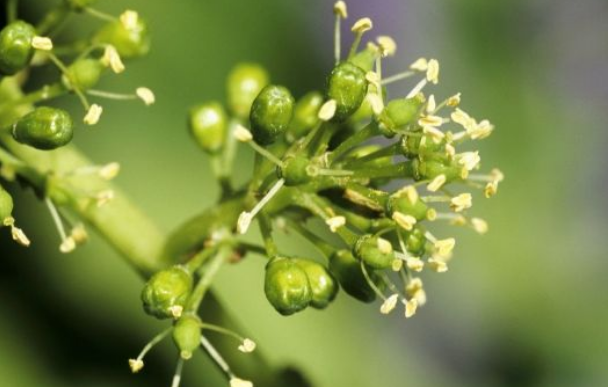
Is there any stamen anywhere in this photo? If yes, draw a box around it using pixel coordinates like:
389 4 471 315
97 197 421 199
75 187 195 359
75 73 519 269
200 336 233 377
348 18 373 59
380 70 415 86
101 45 125 74
410 58 428 71
32 36 53 51
136 87 155 105
392 212 416 231
380 293 399 314
406 78 427 99
450 193 472 212
471 218 489 234
333 1 347 64
170 357 185 387
237 179 285 234
129 327 172 373
45 198 74 253
325 216 346 233
404 298 418 318
376 36 397 57
119 10 139 30
426 59 440 84
318 99 337 121
84 104 103 125
427 174 447 192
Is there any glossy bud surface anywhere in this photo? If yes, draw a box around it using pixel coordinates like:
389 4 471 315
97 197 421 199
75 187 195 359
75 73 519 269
227 63 269 119
12 107 74 150
326 62 368 121
173 315 201 360
0 21 36 76
294 259 338 309
141 266 192 319
250 85 295 145
189 102 227 154
264 257 311 316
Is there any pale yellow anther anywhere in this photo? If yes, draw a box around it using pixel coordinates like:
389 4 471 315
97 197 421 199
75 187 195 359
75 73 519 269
234 125 253 142
451 108 474 128
406 257 424 272
238 338 256 353
457 151 481 171
419 115 444 129
351 18 373 33
376 36 397 57
447 93 462 107
367 93 384 115
380 294 399 314
237 211 253 234
469 119 494 139
402 185 419 204
450 214 467 226
70 224 89 244
450 193 472 212
168 305 183 319
410 58 428 71
101 45 125 74
333 1 348 18
84 104 103 125
120 10 139 30
428 258 448 273
406 78 427 99
406 278 427 305
99 162 121 180
471 217 489 234
32 36 53 51
365 71 380 85
434 238 456 257
485 181 498 198
129 359 144 373
404 298 418 318
427 174 447 192
59 237 76 253
445 144 456 158
377 237 393 254
426 208 437 221
95 189 115 207
426 95 436 113
325 216 346 233
491 168 505 182
392 212 416 231
136 87 155 105
318 99 337 121
11 226 31 247
230 378 254 387
426 59 440 84
391 259 404 272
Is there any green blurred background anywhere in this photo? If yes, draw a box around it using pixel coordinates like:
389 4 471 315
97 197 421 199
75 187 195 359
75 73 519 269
1 0 607 386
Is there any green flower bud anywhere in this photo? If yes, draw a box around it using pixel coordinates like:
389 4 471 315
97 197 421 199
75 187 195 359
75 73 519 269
64 0 97 11
401 134 445 161
417 159 465 182
227 63 269 118
353 234 394 270
278 154 311 186
329 250 382 303
12 107 74 150
0 185 14 223
173 315 201 360
294 259 338 309
0 21 36 76
264 257 311 316
286 91 323 142
326 62 368 121
249 85 295 145
188 102 227 154
94 17 150 59
141 266 192 319
405 227 426 256
386 191 429 221
62 58 104 91
378 96 423 133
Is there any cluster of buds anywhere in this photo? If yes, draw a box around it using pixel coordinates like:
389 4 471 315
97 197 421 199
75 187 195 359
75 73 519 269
0 1 154 150
186 1 503 321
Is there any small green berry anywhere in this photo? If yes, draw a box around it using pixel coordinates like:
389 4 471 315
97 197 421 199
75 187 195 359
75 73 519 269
249 85 295 145
188 102 227 154
328 250 382 303
277 154 312 186
227 63 269 118
264 257 311 316
12 107 74 150
294 259 338 309
326 62 368 121
94 16 150 59
286 91 324 142
62 58 104 91
0 185 14 223
353 234 395 270
141 266 192 320
0 21 36 76
64 0 97 11
173 315 201 360
378 96 423 133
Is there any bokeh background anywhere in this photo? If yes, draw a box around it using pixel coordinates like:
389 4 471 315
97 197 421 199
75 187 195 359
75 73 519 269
1 0 607 386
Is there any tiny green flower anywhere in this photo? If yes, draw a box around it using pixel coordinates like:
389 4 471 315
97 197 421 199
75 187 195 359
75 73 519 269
227 63 269 119
249 84 295 145
62 58 105 91
188 102 228 154
0 21 36 76
264 257 312 316
293 259 338 309
141 266 192 320
353 234 395 270
12 107 74 150
173 315 202 360
94 12 150 58
326 62 368 121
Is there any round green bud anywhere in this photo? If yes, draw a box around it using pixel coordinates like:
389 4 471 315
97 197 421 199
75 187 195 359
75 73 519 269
64 0 97 11
141 266 192 319
329 250 382 303
378 97 423 133
326 62 368 121
250 85 295 145
353 234 394 270
0 21 36 76
405 227 427 256
286 91 324 142
277 154 312 186
293 259 338 309
264 257 312 316
173 315 201 360
227 63 269 119
0 185 14 223
386 192 429 221
94 17 150 59
188 102 227 154
12 107 74 150
62 58 104 91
